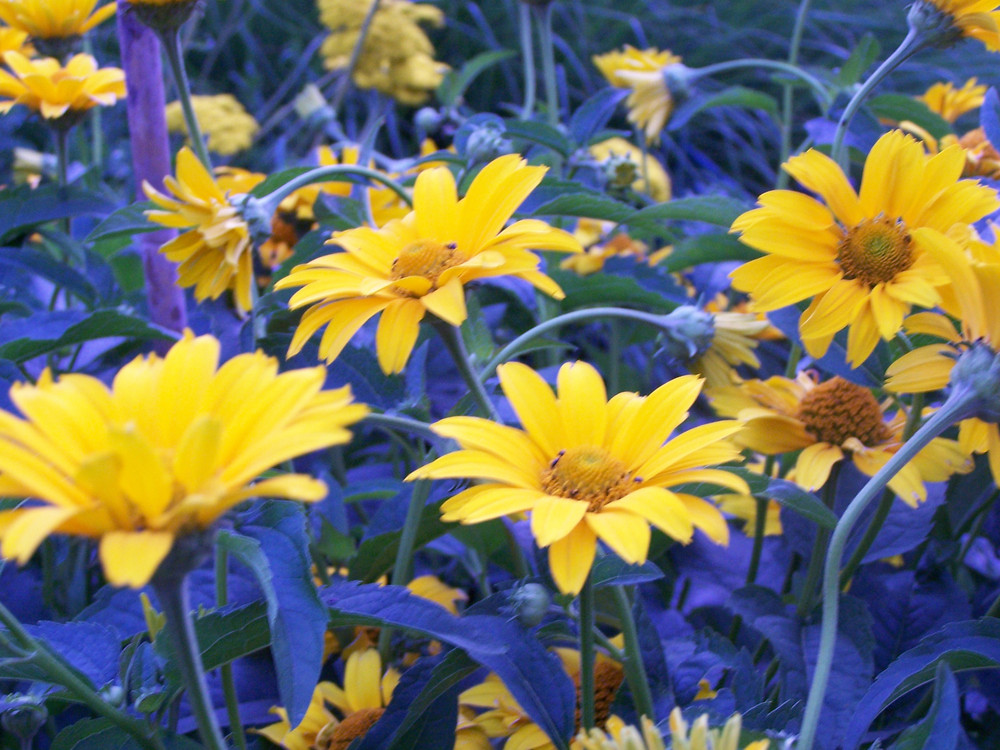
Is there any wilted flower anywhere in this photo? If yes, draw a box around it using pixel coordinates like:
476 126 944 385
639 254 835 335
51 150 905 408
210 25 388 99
730 130 1000 366
0 331 367 588
165 93 259 156
0 51 124 125
276 155 581 374
593 45 684 144
409 361 745 594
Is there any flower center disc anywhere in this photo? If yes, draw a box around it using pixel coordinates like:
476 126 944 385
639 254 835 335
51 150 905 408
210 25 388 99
836 216 914 286
323 707 385 750
390 239 464 286
797 376 891 447
541 445 633 512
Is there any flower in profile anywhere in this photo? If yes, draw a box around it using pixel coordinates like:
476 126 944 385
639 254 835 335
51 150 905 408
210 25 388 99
910 0 1000 52
0 331 367 588
0 0 115 41
0 51 125 125
593 46 683 144
919 78 986 122
589 136 671 202
276 155 582 374
730 130 1000 366
691 311 771 389
710 372 970 504
143 147 258 315
165 93 259 156
408 361 746 594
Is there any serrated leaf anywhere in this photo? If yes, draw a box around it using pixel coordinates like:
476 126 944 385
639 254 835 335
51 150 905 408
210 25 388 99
590 556 663 588
0 183 118 243
0 246 98 306
349 498 453 583
437 49 517 107
836 34 879 88
716 468 838 529
549 267 675 313
154 601 270 680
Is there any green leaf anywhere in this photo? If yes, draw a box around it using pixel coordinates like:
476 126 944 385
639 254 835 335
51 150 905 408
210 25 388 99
868 94 952 140
349 499 453 583
51 718 200 750
503 120 573 156
657 232 760 272
0 183 118 243
84 202 158 244
725 467 838 529
549 267 676 313
437 49 517 107
532 192 635 224
0 246 99 306
836 33 879 88
891 661 961 750
630 195 749 230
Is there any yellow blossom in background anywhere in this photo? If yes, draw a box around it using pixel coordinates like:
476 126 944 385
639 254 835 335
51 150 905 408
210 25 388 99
0 51 124 122
165 94 259 156
143 148 257 315
921 0 1000 51
0 332 367 588
593 45 682 144
0 24 31 56
589 137 671 202
0 0 114 40
730 130 1000 366
668 708 770 750
276 155 582 374
317 0 447 105
316 144 412 226
919 78 986 122
409 361 746 594
710 372 970 504
562 220 652 276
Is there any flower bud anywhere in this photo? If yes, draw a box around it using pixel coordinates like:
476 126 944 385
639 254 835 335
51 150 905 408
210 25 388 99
658 305 716 361
950 343 1000 423
0 694 47 747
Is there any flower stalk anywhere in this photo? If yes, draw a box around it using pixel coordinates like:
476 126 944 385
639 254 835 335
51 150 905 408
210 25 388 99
433 320 501 421
215 546 247 750
534 3 559 127
611 586 655 722
258 164 412 218
159 27 212 169
776 0 814 189
518 1 537 119
578 571 597 731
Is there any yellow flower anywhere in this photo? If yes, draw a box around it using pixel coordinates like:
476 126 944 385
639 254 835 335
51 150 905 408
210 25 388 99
589 137 671 202
919 78 986 122
0 51 124 123
561 220 651 276
0 24 32 56
593 46 682 144
143 147 258 315
165 94 259 156
0 0 114 39
920 0 1000 51
317 0 447 106
0 332 367 588
576 715 667 750
691 312 771 389
710 372 970 505
276 155 582 374
668 708 770 750
730 130 1000 366
408 361 746 594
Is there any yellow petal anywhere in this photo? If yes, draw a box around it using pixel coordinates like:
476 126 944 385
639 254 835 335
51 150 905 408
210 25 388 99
548 521 596 595
345 649 383 711
530 495 588 547
794 442 843 490
585 508 651 564
376 298 424 374
99 531 174 588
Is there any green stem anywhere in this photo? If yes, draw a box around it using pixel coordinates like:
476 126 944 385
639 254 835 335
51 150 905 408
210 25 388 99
151 577 227 750
798 394 974 750
504 522 531 580
535 3 559 127
838 488 894 590
518 2 537 119
363 412 440 443
434 321 500 420
829 29 926 167
159 28 212 170
54 126 71 236
578 572 596 731
776 0 814 189
612 586 655 721
956 489 999 564
0 599 164 750
984 586 1000 619
745 496 769 584
796 464 840 618
330 0 381 116
694 58 832 112
479 306 678 382
260 164 412 216
215 547 247 750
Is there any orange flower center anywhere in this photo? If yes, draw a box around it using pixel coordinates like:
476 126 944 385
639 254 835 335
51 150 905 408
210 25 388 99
390 239 465 286
322 707 385 750
541 446 635 512
797 376 891 447
574 660 625 732
836 216 914 286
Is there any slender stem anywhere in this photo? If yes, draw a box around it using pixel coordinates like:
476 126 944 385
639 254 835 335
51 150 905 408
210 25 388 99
54 127 71 236
215 547 247 750
829 29 925 167
260 164 412 216
578 572 596 731
364 412 440 443
611 586 655 721
776 0 814 189
984 585 1000 619
694 58 832 112
956 489 999 565
480 306 678 381
535 4 559 127
745 496 769 584
160 28 212 170
798 394 974 750
837 488 894 589
518 2 537 119
796 464 840 618
151 577 227 750
0 599 164 750
434 321 501 421
503 521 531 579
330 0 381 115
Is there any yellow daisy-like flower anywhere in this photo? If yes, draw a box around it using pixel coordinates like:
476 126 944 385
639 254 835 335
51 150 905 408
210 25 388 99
588 136 671 203
143 147 258 315
408 361 746 594
593 46 682 145
276 155 582 375
730 129 1000 366
709 372 970 505
0 331 367 588
0 25 32 56
0 0 114 40
919 78 986 122
0 51 124 123
919 0 1000 51
165 94 259 156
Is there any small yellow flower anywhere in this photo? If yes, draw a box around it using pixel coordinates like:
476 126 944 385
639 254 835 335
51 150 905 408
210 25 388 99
0 331 367 588
576 715 667 750
589 136 671 202
593 46 682 144
730 129 1000 366
409 361 746 594
919 78 986 122
0 51 124 124
0 0 114 40
165 93 259 156
710 372 970 504
668 708 770 750
143 147 258 315
919 0 1000 51
276 155 582 374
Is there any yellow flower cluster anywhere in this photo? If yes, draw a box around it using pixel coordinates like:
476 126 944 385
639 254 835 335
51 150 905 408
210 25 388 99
316 0 447 105
165 93 259 156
